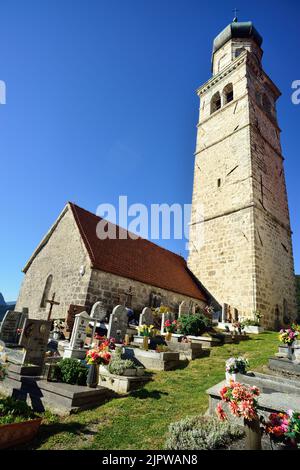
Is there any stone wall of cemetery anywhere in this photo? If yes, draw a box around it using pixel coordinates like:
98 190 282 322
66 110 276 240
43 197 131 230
188 51 297 328
85 269 206 314
15 207 92 319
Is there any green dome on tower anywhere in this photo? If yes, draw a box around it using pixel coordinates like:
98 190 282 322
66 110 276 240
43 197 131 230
213 20 263 54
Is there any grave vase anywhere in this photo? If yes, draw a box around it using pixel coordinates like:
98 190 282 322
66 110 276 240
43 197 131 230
142 336 149 350
165 332 172 341
244 417 262 450
287 343 295 360
86 363 99 388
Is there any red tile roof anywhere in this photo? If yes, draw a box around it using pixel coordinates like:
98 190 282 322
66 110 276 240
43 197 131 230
69 202 207 302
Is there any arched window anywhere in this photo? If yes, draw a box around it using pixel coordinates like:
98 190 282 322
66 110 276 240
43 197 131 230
40 275 53 308
210 91 221 115
223 83 234 105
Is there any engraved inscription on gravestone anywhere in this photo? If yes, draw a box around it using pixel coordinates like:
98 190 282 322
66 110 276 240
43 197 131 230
107 305 128 342
0 310 28 344
19 319 52 367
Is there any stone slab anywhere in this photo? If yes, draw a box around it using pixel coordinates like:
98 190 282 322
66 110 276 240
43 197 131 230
207 379 300 422
269 356 300 376
165 341 204 360
0 374 113 416
99 369 150 394
188 335 221 349
124 347 181 371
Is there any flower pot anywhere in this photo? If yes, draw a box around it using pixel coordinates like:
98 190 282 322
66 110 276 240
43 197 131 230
225 371 237 384
244 418 262 450
0 418 42 450
165 332 172 341
86 363 99 388
142 336 149 350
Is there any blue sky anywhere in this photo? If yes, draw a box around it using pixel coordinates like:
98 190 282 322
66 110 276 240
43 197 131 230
0 0 299 301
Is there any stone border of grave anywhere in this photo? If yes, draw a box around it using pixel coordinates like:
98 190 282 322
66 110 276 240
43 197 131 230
217 322 264 334
124 347 181 371
98 368 150 394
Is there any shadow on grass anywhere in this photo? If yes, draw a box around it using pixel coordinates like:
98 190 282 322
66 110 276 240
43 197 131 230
10 420 93 450
130 389 169 400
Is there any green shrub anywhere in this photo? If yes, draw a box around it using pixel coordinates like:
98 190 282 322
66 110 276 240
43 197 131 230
108 357 136 376
56 358 88 385
0 397 36 425
165 415 244 450
177 313 211 336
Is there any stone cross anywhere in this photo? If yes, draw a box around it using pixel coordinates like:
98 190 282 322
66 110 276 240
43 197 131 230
46 292 60 321
107 305 128 342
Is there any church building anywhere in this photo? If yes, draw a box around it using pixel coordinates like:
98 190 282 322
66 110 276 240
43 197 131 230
16 19 297 329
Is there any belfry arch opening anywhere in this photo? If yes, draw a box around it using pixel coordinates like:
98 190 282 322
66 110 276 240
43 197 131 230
210 91 221 114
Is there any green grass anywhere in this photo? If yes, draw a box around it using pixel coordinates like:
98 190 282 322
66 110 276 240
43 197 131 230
27 332 278 450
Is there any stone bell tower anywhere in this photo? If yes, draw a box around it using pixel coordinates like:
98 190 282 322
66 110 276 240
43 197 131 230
188 19 297 329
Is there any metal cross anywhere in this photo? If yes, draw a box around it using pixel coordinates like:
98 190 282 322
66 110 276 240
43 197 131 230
124 286 135 308
232 8 239 20
46 292 60 321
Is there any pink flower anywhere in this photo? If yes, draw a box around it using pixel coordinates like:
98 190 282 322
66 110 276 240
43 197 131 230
216 403 227 421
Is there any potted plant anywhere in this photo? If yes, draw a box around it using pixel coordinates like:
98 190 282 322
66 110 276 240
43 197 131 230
164 319 177 341
85 347 111 388
263 409 300 449
225 357 249 383
177 312 211 337
136 324 156 350
279 327 299 360
0 367 42 449
216 380 262 450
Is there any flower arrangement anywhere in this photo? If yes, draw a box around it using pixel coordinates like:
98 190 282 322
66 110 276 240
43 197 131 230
86 348 111 365
53 319 65 332
137 324 156 337
264 409 300 447
0 364 7 381
156 344 169 353
225 357 249 375
216 381 260 422
279 327 299 345
164 319 177 333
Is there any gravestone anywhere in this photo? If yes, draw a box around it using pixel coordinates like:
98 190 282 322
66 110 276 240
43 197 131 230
64 304 87 339
0 310 28 345
221 303 228 323
160 312 175 334
90 301 107 322
64 311 91 359
233 308 239 322
107 305 128 343
139 307 153 327
19 318 52 367
178 301 189 318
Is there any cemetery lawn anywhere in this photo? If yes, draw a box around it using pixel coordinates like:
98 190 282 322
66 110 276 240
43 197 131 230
27 332 278 450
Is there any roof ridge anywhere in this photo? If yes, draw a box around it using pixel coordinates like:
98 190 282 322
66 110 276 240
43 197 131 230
68 201 186 263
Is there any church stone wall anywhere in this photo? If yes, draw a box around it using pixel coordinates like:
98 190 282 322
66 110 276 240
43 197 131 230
86 269 206 315
15 207 92 320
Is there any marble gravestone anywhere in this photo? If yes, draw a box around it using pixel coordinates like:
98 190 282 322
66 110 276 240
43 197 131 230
90 301 107 322
0 310 28 345
160 312 175 334
139 307 153 327
19 318 52 367
107 305 128 343
178 301 189 318
64 311 91 359
65 304 87 339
